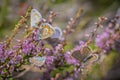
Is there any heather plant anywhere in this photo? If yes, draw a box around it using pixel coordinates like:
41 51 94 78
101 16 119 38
0 7 120 80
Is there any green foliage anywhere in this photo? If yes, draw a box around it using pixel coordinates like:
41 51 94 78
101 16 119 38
86 51 119 80
85 0 120 16
86 63 103 80
8 78 14 80
102 51 119 72
50 65 74 77
64 43 74 52
0 0 16 38
49 0 68 4
89 43 97 50
0 0 9 25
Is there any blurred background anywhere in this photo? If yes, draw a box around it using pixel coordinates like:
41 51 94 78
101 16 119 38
0 0 120 80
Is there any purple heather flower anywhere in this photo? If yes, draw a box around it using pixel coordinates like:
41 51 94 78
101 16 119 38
105 27 113 33
22 38 35 55
45 56 55 71
1 70 5 75
36 41 44 53
9 59 15 64
13 45 21 49
0 45 15 62
79 41 85 45
55 44 62 51
65 77 74 80
95 31 110 49
33 28 40 41
44 48 52 55
6 49 15 57
74 68 81 78
46 56 55 65
74 41 85 50
0 43 4 55
9 54 22 65
95 26 120 53
15 55 22 63
54 44 63 53
0 44 4 61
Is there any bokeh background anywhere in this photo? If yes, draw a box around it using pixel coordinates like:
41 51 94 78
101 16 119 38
0 0 120 80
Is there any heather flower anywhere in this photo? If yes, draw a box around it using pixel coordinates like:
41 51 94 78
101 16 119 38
44 48 53 55
74 67 81 78
0 50 15 62
0 43 4 55
13 45 21 49
95 26 120 53
22 38 35 55
1 70 5 75
46 56 55 66
9 55 22 65
6 49 15 57
15 55 22 64
95 31 110 49
65 77 74 80
74 41 85 50
36 41 44 53
105 27 113 33
44 56 56 80
0 44 7 61
33 28 40 41
54 44 63 53
9 59 15 65
0 52 5 62
79 41 85 46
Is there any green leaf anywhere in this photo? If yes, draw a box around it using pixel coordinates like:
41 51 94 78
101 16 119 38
64 43 74 51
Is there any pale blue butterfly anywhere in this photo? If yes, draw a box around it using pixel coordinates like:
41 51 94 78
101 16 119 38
29 56 46 67
31 9 55 39
31 9 42 28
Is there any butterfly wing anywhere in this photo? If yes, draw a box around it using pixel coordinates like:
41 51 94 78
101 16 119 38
71 50 83 62
81 46 92 58
31 9 42 27
51 27 63 39
30 56 46 67
39 23 55 39
72 46 92 62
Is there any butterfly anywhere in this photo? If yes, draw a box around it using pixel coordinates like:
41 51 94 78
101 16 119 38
29 56 46 67
51 27 63 40
71 46 99 63
31 9 55 39
31 9 42 27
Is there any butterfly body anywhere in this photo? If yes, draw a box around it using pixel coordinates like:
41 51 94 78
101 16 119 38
39 23 55 39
